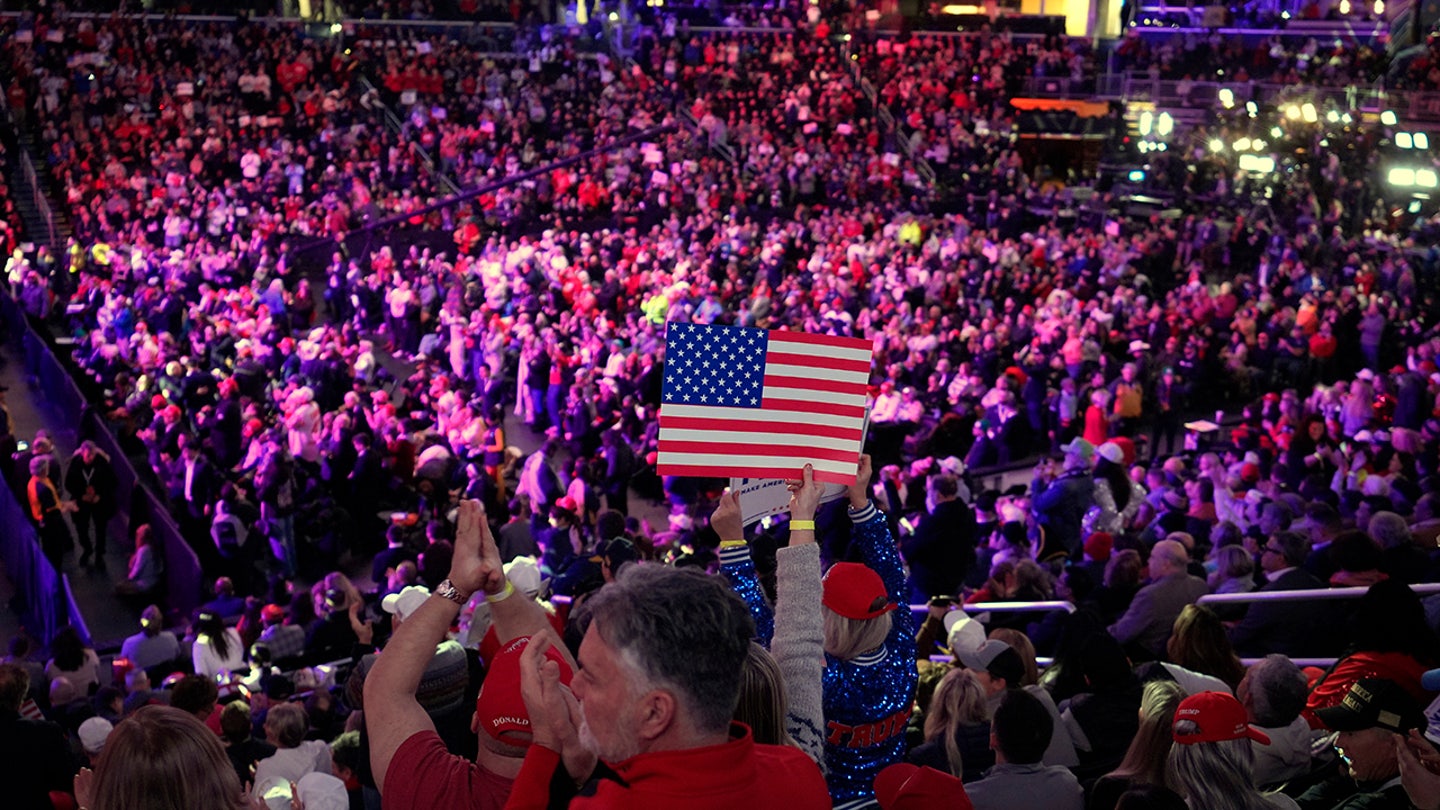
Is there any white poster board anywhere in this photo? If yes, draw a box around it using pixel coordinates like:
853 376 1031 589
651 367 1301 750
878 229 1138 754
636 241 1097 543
728 477 850 527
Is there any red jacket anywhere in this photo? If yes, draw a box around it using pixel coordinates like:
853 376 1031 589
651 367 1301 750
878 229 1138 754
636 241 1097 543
1305 650 1433 729
505 724 829 810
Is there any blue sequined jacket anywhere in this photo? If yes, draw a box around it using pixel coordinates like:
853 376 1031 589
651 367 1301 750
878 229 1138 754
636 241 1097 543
721 500 916 810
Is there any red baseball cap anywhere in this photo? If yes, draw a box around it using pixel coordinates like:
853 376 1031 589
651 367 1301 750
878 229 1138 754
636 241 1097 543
822 563 896 621
475 636 574 745
1173 691 1270 745
261 604 285 624
1083 532 1114 561
874 763 974 810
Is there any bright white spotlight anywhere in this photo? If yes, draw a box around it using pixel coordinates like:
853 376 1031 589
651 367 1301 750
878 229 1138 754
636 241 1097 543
1417 133 1431 150
1375 0 1385 13
1382 110 1399 126
1246 101 1259 117
1209 139 1225 153
1339 0 1351 12
1389 167 1417 186
1239 154 1276 173
1139 111 1154 137
1157 112 1174 137
1326 110 1340 123
1219 88 1235 109
1128 170 1146 182
1417 168 1438 188
1253 139 1267 151
1234 137 1252 151
1397 132 1414 149
1271 126 1284 138
1302 103 1318 123
1285 105 1302 121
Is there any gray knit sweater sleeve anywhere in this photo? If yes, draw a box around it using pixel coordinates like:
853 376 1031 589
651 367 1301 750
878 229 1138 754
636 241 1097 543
773 542 826 768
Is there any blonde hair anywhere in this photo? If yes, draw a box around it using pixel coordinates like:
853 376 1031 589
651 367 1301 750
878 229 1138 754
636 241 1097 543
1168 723 1272 810
322 572 358 613
735 642 795 750
823 609 891 660
1108 680 1186 788
1210 545 1254 585
91 705 247 810
923 668 990 778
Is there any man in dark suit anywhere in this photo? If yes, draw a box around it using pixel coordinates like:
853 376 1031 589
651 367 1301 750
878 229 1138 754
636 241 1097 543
475 364 506 417
178 439 217 522
64 440 117 568
898 472 977 604
209 379 244 471
348 433 384 511
177 437 219 568
347 433 386 551
371 525 416 585
1228 530 1331 657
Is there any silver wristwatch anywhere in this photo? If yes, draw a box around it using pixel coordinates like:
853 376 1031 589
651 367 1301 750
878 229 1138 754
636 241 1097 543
435 578 470 605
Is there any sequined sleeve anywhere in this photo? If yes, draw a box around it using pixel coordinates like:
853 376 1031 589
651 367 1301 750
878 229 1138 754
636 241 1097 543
719 543 775 647
818 500 920 810
848 500 916 657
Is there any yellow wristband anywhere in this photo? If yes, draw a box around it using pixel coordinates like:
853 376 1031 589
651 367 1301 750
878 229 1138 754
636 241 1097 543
790 520 816 531
719 539 747 548
485 580 515 604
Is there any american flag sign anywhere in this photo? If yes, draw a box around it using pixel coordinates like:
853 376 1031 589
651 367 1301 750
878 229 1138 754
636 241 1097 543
657 322 874 485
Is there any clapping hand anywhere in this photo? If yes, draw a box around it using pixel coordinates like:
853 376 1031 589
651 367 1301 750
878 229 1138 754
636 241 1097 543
518 629 596 782
449 499 505 597
76 767 95 810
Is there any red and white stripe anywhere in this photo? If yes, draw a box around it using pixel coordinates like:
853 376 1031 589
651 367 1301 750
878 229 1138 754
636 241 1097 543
658 331 873 484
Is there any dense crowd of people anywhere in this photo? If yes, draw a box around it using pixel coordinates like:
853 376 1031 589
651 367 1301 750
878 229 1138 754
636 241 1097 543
3 1 1440 809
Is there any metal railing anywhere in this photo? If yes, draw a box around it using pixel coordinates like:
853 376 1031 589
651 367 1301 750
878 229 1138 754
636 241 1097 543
931 653 1333 668
931 654 1057 665
0 89 58 252
841 39 937 188
1198 583 1440 606
1116 73 1383 111
1240 657 1339 667
16 148 57 252
909 600 1077 618
0 9 518 30
354 75 463 197
1127 7 1389 39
